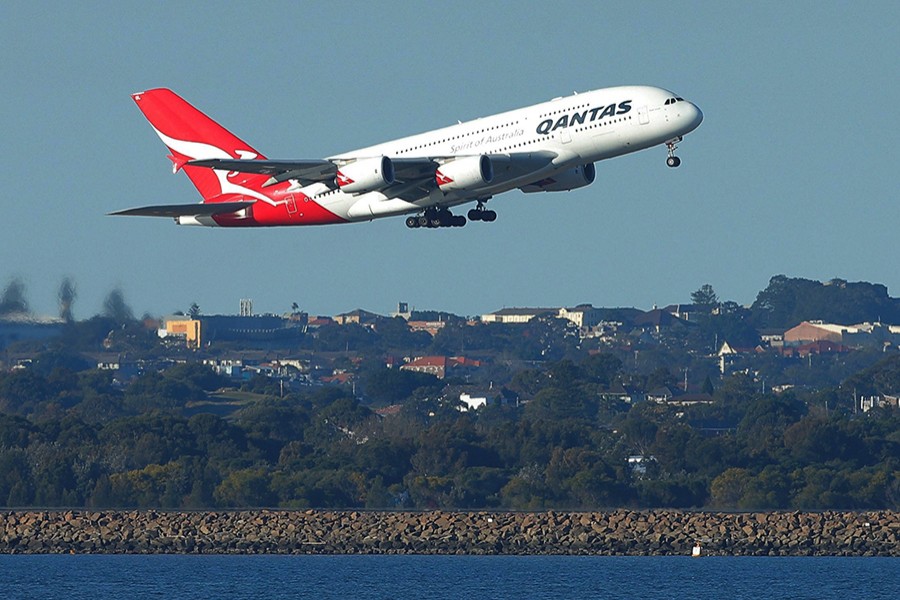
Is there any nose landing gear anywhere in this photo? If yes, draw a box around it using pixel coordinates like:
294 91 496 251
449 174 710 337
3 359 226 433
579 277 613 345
665 136 683 168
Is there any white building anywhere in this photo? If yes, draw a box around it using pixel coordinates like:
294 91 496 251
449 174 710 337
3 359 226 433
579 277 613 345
480 308 556 324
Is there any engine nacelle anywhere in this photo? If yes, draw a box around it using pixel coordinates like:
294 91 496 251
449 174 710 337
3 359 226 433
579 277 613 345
435 155 493 192
336 156 395 193
520 163 596 193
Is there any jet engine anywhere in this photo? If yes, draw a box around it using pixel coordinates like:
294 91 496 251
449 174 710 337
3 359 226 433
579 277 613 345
336 156 395 193
520 163 596 193
435 155 493 192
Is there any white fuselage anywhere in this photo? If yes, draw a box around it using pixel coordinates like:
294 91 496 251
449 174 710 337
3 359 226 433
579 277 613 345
299 85 702 221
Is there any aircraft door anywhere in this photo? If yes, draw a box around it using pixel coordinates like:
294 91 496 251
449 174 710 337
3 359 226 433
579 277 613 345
285 194 298 215
638 106 649 125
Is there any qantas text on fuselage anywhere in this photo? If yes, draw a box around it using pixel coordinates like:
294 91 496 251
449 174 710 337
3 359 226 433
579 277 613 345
111 86 702 229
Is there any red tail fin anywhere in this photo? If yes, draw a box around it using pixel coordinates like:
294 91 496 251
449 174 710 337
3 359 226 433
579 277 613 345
132 89 269 202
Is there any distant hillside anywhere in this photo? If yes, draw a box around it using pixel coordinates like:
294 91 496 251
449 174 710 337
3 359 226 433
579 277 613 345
750 276 900 329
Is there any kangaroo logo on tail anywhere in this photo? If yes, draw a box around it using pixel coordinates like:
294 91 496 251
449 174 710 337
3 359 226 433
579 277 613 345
132 89 270 203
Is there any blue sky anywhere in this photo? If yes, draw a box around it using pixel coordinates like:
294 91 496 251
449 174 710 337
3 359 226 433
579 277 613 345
1 1 897 319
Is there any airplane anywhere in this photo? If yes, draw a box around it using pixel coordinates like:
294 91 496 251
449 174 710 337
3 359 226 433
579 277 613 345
112 86 702 229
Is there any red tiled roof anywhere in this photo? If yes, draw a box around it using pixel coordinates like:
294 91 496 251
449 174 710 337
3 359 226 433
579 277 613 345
405 356 448 368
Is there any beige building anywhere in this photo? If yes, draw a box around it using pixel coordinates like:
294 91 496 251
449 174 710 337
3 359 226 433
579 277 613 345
784 320 900 349
160 318 202 349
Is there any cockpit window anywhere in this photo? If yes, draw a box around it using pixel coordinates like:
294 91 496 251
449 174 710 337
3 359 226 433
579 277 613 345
676 97 684 101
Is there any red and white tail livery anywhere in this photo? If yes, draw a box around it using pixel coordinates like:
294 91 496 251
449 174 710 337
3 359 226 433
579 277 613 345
112 86 702 228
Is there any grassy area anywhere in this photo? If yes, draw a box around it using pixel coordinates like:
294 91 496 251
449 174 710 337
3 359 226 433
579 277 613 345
183 389 272 417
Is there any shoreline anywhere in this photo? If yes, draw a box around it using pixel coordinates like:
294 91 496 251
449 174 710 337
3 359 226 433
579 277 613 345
1 509 897 556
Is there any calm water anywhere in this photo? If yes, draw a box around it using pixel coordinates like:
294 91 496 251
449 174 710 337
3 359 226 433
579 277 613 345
0 555 897 599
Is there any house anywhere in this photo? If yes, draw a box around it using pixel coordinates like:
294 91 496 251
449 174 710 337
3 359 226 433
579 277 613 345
401 356 449 378
663 303 704 322
441 384 506 411
374 404 403 417
632 309 692 334
718 341 763 373
320 372 354 385
646 386 675 403
306 316 335 329
407 320 446 336
598 383 642 404
400 355 482 379
459 392 489 411
333 309 382 326
758 328 786 348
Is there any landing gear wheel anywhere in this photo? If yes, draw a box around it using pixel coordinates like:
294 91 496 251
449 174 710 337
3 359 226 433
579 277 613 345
453 215 467 227
406 216 419 228
417 215 429 227
665 137 682 168
481 210 497 222
468 208 482 221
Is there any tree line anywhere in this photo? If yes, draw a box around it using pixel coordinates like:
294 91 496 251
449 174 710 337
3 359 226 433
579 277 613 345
0 353 897 510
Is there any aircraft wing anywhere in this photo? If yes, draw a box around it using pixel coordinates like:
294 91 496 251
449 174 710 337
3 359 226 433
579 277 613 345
188 156 443 191
187 158 337 187
185 152 558 201
108 201 255 218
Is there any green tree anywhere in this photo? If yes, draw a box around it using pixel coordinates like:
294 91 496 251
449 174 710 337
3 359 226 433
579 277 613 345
214 468 274 507
690 284 719 310
361 367 441 404
710 467 751 508
581 353 623 386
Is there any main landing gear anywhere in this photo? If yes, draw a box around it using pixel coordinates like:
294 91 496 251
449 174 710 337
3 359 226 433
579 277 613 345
405 202 497 229
405 208 466 229
665 136 683 168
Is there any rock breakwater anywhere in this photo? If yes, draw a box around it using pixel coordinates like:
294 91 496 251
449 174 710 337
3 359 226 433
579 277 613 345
1 510 897 555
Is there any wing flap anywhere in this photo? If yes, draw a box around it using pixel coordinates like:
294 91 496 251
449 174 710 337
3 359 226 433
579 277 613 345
108 201 255 218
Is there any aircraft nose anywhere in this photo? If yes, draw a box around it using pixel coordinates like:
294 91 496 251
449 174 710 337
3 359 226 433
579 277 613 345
685 101 703 130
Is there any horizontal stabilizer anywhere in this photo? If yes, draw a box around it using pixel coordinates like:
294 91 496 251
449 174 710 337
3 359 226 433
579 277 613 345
108 201 255 218
187 158 337 185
